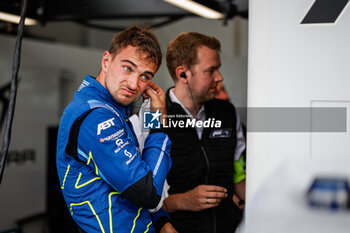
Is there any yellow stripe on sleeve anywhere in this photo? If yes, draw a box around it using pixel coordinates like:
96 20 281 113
61 164 70 189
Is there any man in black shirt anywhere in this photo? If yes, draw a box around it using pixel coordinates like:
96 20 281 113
162 32 246 233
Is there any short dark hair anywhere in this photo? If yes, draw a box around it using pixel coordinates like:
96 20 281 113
108 25 162 69
166 32 221 81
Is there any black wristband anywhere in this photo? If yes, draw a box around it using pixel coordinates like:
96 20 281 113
150 126 164 134
154 216 170 233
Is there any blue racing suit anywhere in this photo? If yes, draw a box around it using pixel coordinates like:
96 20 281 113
56 75 172 233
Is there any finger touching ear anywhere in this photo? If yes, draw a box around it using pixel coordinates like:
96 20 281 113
147 81 163 95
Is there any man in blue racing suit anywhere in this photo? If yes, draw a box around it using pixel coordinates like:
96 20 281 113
56 26 176 233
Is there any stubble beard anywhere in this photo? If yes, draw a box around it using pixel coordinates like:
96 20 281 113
108 86 137 106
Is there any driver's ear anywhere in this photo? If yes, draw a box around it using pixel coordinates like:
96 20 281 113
102 51 111 72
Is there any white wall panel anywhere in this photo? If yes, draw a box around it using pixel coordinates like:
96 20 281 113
246 0 350 232
0 35 101 230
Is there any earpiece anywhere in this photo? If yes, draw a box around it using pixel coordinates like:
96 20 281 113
180 72 187 79
181 70 198 117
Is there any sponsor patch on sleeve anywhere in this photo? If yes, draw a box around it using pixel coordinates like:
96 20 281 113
99 129 125 142
114 138 130 154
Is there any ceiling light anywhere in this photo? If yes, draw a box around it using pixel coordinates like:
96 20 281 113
163 0 224 19
0 11 38 26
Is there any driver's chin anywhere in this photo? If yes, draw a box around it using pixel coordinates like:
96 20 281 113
116 95 135 106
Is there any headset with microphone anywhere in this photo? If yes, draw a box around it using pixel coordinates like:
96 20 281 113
180 72 187 79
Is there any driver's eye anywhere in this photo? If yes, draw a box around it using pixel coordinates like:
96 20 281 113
123 66 131 72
